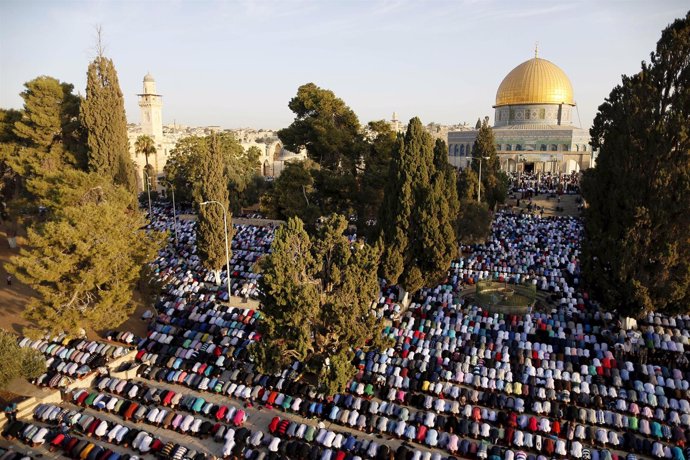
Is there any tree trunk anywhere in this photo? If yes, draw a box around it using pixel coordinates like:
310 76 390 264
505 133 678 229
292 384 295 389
213 269 221 286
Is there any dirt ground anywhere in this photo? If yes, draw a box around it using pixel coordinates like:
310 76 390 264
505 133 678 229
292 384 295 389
0 224 36 336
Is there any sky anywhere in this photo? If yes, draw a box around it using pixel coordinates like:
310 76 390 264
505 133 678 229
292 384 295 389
1 0 687 131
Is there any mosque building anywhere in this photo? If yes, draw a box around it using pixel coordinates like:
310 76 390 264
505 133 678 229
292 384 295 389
448 50 593 174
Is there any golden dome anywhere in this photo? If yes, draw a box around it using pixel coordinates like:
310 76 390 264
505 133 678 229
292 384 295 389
495 57 574 107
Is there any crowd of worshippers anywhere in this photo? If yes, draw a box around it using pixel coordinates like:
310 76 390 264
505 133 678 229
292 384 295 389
146 204 275 301
508 172 581 196
7 205 690 460
116 205 690 460
17 335 131 388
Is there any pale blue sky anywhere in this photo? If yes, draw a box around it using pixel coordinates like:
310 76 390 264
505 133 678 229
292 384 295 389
1 0 687 130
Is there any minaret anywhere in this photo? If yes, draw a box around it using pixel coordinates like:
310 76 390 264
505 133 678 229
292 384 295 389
138 73 163 142
391 111 400 132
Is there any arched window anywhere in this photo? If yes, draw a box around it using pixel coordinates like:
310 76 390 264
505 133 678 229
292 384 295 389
582 145 588 152
551 144 558 151
505 144 512 151
575 145 580 152
540 144 547 151
459 144 465 156
516 144 522 151
466 144 472 156
561 144 569 151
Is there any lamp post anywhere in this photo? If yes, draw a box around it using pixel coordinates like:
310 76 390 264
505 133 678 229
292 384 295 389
200 200 231 304
143 171 153 217
166 181 178 246
477 156 490 203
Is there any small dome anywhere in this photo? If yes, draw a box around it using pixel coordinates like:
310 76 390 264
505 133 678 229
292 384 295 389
143 73 155 82
495 57 574 107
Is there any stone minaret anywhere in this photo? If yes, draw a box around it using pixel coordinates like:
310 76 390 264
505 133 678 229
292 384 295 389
138 73 163 142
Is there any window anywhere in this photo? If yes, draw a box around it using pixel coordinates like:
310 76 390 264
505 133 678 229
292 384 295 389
496 144 501 151
540 144 547 151
539 108 545 119
551 144 558 151
459 145 464 156
575 145 580 152
525 110 530 120
467 144 472 156
562 144 569 151
506 144 512 151
516 144 522 151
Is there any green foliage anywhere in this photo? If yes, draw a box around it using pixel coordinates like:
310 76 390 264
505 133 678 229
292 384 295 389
471 120 506 210
3 77 86 181
165 133 260 211
277 83 374 221
457 200 492 244
254 215 385 394
0 330 46 389
260 160 320 224
135 135 156 162
20 347 46 381
81 55 136 193
358 121 397 233
195 135 232 273
278 83 362 173
457 167 479 202
582 12 690 317
5 170 164 335
378 118 459 292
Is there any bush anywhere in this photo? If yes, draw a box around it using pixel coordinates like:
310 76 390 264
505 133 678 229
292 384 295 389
0 329 46 389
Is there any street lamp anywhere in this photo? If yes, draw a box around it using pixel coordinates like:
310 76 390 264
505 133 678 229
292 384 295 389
165 181 178 246
143 170 153 217
477 156 490 203
200 200 232 304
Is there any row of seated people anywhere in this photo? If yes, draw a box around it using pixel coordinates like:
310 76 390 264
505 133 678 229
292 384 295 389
92 376 248 426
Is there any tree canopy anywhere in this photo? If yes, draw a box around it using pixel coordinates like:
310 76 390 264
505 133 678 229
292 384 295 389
260 160 320 224
378 117 459 293
80 54 136 193
471 119 508 210
278 83 362 174
582 11 690 317
275 84 398 226
253 215 385 394
164 132 260 213
0 330 46 389
5 169 164 335
194 134 232 276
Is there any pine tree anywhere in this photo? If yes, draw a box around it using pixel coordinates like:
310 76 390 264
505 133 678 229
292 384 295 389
194 134 232 282
5 170 164 335
254 214 385 394
6 76 85 179
379 118 459 293
81 53 136 193
582 12 690 316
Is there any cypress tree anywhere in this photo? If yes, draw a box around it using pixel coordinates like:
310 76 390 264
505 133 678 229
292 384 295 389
81 54 136 192
379 118 459 293
471 120 507 209
582 12 690 316
194 134 232 284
